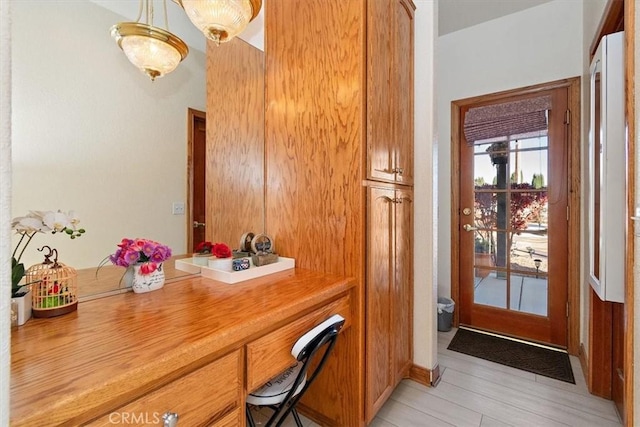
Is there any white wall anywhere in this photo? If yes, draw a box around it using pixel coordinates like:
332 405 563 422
11 1 206 269
436 0 583 300
413 0 438 371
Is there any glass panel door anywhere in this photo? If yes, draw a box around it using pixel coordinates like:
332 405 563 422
472 136 549 316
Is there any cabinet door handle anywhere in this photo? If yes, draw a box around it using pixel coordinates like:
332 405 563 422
162 412 179 427
392 167 404 175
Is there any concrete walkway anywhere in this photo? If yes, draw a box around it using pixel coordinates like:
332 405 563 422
474 272 548 316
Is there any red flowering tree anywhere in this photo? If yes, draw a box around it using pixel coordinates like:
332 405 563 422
474 183 548 254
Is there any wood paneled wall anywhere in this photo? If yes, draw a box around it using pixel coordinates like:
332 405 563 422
264 1 367 425
206 38 265 248
264 0 366 279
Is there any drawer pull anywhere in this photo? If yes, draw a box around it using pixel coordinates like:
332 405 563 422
162 412 179 427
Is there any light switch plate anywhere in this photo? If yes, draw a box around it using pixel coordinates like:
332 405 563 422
172 202 185 215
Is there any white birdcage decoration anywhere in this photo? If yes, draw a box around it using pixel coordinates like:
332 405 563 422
25 246 78 318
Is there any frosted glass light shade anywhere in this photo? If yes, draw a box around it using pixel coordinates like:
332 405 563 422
180 0 261 44
111 22 189 81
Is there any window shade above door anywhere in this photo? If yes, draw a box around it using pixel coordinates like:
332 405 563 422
463 95 552 144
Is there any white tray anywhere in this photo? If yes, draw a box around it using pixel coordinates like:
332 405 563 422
175 257 295 284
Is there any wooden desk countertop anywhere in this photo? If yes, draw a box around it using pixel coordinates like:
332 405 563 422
11 268 354 426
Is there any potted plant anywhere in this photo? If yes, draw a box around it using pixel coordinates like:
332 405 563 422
474 236 493 278
193 241 213 266
105 238 172 293
11 210 85 325
207 242 233 271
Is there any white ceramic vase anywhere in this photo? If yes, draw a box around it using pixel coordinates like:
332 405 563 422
11 289 32 326
131 263 165 294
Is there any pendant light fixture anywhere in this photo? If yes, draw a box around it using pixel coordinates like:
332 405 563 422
175 0 262 46
111 0 189 81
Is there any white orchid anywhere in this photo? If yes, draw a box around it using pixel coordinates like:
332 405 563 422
67 210 81 229
11 215 47 234
43 211 72 233
11 209 86 297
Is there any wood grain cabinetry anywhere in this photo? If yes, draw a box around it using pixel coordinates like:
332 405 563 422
366 185 414 417
11 271 354 427
264 0 415 424
88 350 242 426
365 0 415 422
246 294 350 392
367 0 415 185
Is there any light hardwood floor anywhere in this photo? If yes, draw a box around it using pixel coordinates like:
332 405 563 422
252 327 621 426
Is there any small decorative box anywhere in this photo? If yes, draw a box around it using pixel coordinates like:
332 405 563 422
232 258 251 271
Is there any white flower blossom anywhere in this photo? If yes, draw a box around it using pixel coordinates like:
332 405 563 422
12 216 46 234
67 210 81 230
42 211 72 233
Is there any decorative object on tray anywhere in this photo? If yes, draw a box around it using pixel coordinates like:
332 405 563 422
193 240 213 266
174 232 293 284
248 233 279 266
103 238 172 293
207 242 233 271
250 233 274 254
10 210 85 325
232 258 251 271
233 250 251 258
252 252 279 266
239 232 255 252
27 246 78 318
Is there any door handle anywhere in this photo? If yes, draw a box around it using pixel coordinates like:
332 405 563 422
463 224 478 232
193 221 205 228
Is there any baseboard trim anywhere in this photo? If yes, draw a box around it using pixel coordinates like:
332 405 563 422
409 363 441 387
579 343 589 388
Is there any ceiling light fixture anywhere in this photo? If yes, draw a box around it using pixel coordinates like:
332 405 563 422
111 0 189 81
175 0 262 46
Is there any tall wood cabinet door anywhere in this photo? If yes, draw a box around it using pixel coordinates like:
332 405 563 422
366 186 395 419
367 0 394 183
393 188 413 380
391 0 415 185
367 0 415 185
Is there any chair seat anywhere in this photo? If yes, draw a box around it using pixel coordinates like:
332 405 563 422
247 362 306 406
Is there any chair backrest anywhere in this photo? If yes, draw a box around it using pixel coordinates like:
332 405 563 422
267 314 345 427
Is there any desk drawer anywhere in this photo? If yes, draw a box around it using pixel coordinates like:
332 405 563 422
88 350 242 426
246 295 350 392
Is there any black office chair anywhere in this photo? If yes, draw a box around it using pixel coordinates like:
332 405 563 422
246 314 346 427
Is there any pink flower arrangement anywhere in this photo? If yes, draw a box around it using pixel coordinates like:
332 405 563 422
109 238 172 275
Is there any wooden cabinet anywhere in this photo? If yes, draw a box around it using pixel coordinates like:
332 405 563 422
365 2 414 419
367 0 415 185
88 350 242 426
11 271 354 427
246 295 350 392
264 0 415 424
366 185 413 417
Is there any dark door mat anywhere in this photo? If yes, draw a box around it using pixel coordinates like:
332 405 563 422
447 328 575 384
